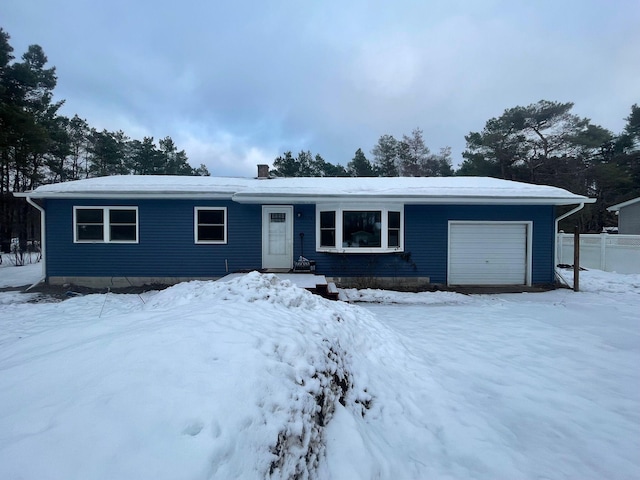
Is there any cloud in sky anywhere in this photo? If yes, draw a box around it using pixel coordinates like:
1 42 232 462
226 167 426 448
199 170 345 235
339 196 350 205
2 0 639 177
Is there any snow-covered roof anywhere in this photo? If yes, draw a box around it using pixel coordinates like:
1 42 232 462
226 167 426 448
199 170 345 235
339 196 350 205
18 175 594 205
607 196 640 211
19 175 254 198
231 177 593 205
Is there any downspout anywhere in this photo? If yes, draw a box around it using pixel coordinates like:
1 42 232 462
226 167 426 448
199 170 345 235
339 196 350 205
25 196 46 290
554 202 585 271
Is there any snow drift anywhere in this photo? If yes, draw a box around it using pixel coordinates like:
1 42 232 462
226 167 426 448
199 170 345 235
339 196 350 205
0 273 399 479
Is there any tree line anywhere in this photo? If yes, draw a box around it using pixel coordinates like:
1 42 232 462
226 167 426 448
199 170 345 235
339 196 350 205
272 128 453 178
0 28 207 252
460 100 639 232
273 101 639 232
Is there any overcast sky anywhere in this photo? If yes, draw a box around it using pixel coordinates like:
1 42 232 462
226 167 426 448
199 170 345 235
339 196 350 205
3 0 639 177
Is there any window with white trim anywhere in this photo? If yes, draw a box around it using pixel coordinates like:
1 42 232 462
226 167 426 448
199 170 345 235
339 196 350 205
319 211 336 247
74 206 138 243
195 207 227 244
316 206 403 252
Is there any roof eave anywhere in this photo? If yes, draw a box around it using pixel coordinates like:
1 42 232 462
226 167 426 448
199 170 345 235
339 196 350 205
14 192 235 200
231 193 595 205
15 190 595 206
607 197 640 211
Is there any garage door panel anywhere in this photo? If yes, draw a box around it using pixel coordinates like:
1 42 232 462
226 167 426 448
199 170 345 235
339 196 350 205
448 222 529 286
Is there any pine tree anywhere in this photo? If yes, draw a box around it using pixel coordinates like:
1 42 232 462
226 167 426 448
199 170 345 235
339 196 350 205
398 128 429 176
272 151 298 177
159 136 193 175
87 129 129 177
347 148 376 176
66 115 90 179
371 134 399 176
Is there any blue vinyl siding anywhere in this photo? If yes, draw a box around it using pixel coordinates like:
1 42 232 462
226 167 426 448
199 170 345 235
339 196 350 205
44 200 556 285
311 204 556 285
45 199 262 278
293 204 316 260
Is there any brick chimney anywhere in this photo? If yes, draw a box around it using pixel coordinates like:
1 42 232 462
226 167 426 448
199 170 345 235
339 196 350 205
257 164 270 179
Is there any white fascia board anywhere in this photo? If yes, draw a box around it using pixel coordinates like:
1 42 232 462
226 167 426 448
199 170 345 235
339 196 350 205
231 193 595 206
15 191 595 205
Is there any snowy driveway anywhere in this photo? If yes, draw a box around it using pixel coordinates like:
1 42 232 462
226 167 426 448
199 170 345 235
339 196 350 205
361 287 639 479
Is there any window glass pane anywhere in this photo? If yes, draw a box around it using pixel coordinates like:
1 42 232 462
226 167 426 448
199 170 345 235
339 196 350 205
199 209 224 224
320 230 335 247
199 225 224 241
110 225 137 241
77 209 103 224
270 212 286 223
388 211 400 229
320 211 336 248
110 209 136 224
77 225 104 241
320 211 335 229
343 211 381 247
388 230 400 247
388 211 401 247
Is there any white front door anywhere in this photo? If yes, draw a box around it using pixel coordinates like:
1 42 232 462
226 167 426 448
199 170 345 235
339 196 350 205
262 206 293 270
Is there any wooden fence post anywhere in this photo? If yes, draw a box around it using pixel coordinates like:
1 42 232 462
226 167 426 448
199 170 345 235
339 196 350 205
573 226 580 292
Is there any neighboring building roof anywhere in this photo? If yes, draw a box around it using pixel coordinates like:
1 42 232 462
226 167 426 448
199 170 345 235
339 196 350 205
16 175 594 205
607 196 640 211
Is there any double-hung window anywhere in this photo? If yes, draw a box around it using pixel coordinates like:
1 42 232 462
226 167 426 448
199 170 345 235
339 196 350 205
316 206 403 252
74 206 138 243
319 211 336 248
194 207 227 244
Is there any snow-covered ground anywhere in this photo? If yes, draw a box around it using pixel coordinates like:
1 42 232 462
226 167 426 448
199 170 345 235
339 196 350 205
0 253 42 288
0 264 638 480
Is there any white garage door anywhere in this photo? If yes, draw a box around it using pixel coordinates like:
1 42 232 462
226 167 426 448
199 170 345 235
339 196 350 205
448 222 531 286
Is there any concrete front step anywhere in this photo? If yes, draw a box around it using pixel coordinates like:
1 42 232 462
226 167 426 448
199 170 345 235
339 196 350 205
326 282 339 300
309 280 340 301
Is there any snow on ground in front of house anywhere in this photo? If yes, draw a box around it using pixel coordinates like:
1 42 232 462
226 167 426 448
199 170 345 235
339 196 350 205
0 270 639 479
557 266 640 293
339 287 474 305
359 279 640 479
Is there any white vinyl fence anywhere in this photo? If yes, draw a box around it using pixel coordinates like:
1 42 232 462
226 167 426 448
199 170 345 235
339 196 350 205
556 233 640 274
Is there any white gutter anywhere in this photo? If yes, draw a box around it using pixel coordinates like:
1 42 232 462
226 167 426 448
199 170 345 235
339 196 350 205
554 202 586 268
25 196 46 290
555 202 587 232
